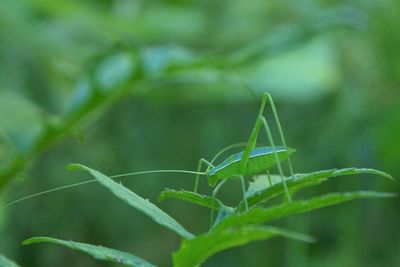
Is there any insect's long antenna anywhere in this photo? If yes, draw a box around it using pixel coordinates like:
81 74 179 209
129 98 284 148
110 169 206 178
4 169 207 208
266 93 295 179
3 180 95 208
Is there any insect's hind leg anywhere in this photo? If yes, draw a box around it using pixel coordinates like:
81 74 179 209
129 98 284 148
236 92 294 209
237 93 270 212
260 115 291 202
194 158 214 193
265 92 295 179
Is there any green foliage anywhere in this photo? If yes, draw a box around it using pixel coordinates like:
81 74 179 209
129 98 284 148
0 2 372 191
215 191 395 231
0 3 400 266
0 255 20 267
20 90 396 266
7 90 397 266
159 189 220 210
173 225 314 267
237 168 394 212
1 1 400 267
23 237 155 267
67 164 194 239
24 163 394 266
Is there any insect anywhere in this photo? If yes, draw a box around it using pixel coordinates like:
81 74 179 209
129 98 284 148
4 92 294 215
191 92 294 212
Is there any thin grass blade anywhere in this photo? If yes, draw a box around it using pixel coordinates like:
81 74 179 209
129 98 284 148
173 225 313 267
23 237 156 267
67 163 194 239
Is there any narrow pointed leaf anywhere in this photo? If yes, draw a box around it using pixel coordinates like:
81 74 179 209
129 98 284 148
68 164 194 239
0 255 20 267
238 168 394 212
23 237 156 267
173 225 313 267
159 188 220 210
220 191 396 231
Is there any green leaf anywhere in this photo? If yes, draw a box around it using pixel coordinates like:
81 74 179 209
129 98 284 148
173 225 313 267
95 53 135 91
67 164 194 239
219 191 396 231
238 168 394 212
159 188 220 210
23 237 156 267
0 254 20 267
246 173 283 198
0 91 45 152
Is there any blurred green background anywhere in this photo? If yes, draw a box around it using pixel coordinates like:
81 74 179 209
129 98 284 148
0 0 399 266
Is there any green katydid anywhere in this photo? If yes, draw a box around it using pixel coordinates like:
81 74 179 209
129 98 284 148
193 92 294 211
4 92 294 216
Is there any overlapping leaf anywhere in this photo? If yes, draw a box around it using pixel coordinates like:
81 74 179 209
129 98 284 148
68 164 194 239
237 168 394 212
159 188 220 210
23 237 156 267
219 191 395 231
173 225 313 267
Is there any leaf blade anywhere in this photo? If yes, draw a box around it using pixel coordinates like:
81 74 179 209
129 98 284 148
68 163 194 239
220 191 396 231
0 255 20 267
238 168 394 211
173 225 313 267
23 237 156 267
159 188 220 210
